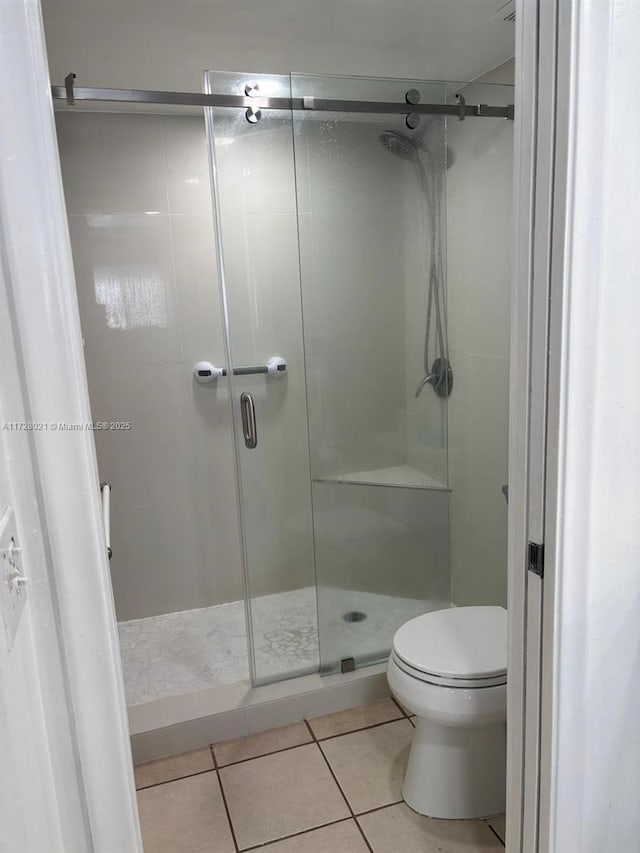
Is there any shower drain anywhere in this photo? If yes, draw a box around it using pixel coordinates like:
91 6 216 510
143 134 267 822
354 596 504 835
343 611 367 623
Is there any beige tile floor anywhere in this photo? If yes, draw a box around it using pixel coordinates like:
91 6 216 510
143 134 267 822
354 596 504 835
135 697 506 852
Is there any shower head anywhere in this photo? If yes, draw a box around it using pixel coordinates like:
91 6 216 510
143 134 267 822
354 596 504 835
378 130 417 161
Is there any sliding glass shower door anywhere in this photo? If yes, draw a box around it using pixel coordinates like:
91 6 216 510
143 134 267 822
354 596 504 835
206 71 450 684
205 72 318 685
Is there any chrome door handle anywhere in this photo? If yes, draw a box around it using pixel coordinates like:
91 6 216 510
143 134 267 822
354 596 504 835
240 392 257 449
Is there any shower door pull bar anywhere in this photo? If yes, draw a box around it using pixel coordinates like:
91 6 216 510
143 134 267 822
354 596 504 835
100 481 112 560
240 392 258 449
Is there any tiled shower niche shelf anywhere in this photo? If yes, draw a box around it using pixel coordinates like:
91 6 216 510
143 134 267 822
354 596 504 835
314 464 449 491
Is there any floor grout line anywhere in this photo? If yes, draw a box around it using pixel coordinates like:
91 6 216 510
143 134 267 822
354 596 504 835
389 696 411 718
135 714 411 771
311 713 407 743
212 736 314 769
135 703 417 851
304 720 376 853
487 823 506 847
210 745 241 853
134 700 413 780
210 712 407 770
135 766 216 792
134 710 408 789
355 799 404 819
135 703 424 853
355 801 407 851
240 817 356 853
353 817 376 852
215 731 366 853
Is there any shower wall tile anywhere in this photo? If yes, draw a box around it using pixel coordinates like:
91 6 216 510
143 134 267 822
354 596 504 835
220 212 308 363
212 111 299 215
91 362 194 508
235 361 316 598
112 499 204 621
57 110 245 621
188 381 238 500
214 204 317 608
170 213 225 363
303 118 406 217
399 120 450 487
298 205 408 477
445 77 514 609
446 83 514 362
300 211 406 350
68 213 183 366
57 112 168 215
161 116 215 217
304 343 406 477
447 76 514 605
446 319 510 598
195 490 245 608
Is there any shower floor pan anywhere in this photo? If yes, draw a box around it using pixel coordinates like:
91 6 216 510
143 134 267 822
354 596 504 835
118 587 432 706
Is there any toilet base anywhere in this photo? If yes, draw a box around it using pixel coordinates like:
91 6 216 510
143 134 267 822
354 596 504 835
403 715 506 819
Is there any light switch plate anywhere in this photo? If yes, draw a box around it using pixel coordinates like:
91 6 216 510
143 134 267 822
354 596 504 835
0 507 28 651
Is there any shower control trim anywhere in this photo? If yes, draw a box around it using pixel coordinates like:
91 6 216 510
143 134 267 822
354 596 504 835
414 358 453 399
193 356 287 384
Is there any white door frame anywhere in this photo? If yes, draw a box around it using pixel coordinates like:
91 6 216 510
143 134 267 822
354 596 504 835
538 0 640 849
508 0 573 847
507 0 555 847
511 0 640 850
0 0 142 850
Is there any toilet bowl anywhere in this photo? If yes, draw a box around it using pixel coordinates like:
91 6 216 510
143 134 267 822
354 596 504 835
387 605 507 820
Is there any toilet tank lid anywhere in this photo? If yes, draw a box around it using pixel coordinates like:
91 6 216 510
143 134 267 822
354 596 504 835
392 606 507 680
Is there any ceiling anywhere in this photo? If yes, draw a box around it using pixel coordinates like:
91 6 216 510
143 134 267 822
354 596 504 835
42 0 515 94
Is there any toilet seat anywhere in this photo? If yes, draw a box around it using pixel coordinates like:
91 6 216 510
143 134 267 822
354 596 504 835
392 606 507 688
391 651 506 688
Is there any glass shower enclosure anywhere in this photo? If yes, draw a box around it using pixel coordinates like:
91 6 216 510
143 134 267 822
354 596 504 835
205 72 454 684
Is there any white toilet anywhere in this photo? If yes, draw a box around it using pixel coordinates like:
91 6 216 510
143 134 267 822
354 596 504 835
387 605 507 820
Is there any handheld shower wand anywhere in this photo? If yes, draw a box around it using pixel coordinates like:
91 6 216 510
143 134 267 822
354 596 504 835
379 129 452 399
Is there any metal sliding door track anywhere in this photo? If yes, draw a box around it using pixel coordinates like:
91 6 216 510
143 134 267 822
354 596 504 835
52 74 514 120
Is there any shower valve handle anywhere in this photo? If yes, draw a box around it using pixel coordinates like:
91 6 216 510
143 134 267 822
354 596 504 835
414 373 439 397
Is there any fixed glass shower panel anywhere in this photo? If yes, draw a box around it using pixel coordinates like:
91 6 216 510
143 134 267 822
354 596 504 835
291 75 450 672
205 72 319 684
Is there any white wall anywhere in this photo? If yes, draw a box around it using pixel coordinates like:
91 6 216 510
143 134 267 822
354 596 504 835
446 70 514 607
41 0 515 92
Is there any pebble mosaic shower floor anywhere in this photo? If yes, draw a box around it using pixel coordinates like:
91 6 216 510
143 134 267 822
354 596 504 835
118 587 432 705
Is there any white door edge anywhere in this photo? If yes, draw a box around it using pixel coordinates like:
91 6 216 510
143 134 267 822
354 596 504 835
0 1 142 850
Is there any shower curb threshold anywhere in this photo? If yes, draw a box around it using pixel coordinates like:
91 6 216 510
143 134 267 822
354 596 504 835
129 664 389 763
